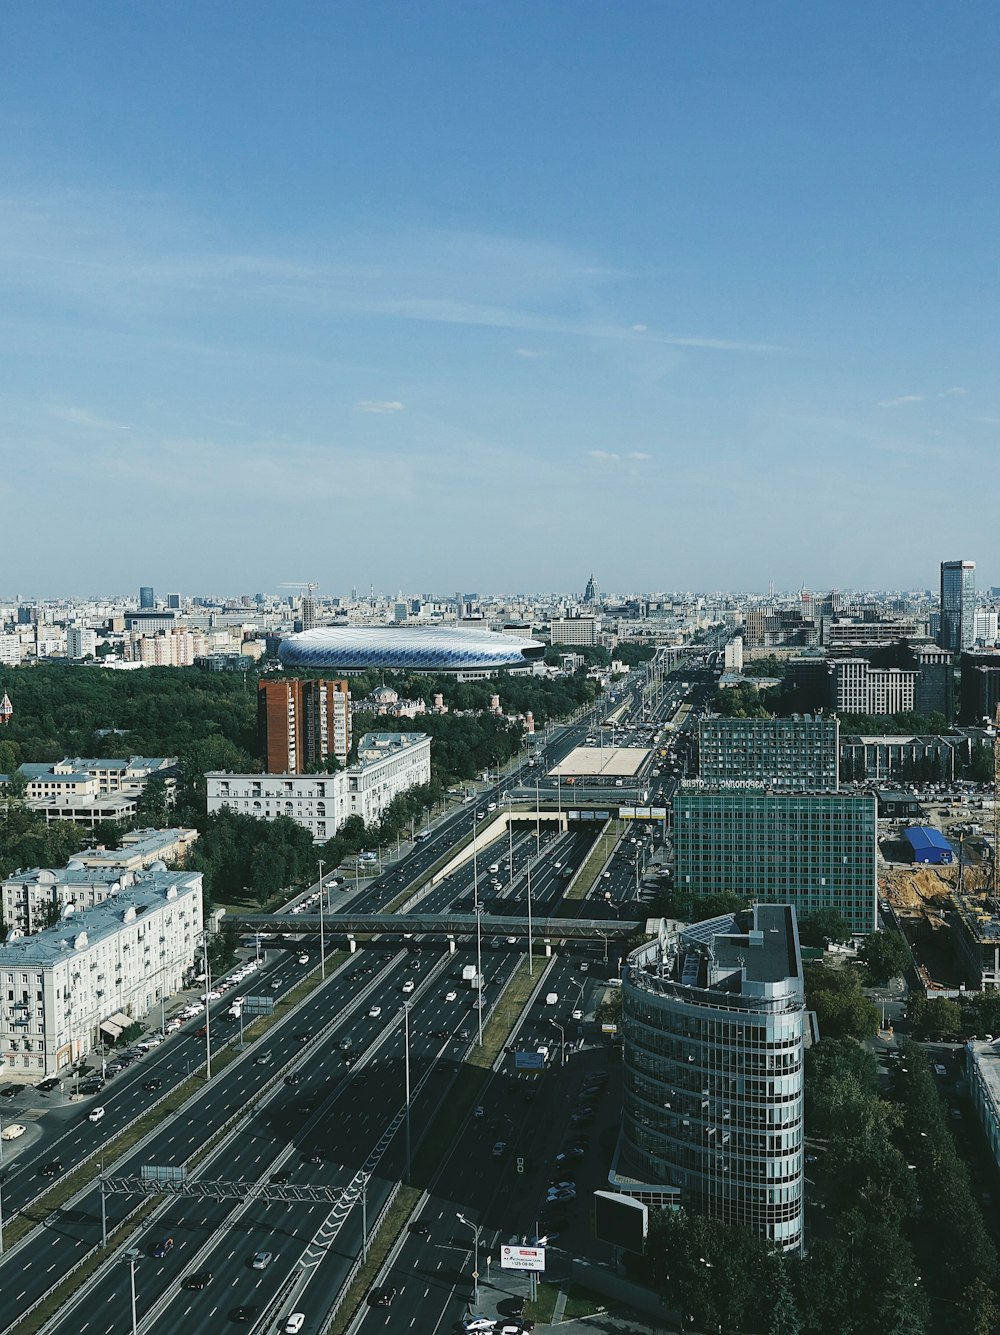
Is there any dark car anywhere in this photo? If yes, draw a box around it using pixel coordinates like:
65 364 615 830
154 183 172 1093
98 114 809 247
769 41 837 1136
182 1272 213 1290
38 1158 62 1178
284 1073 301 1086
0 1086 18 1099
37 1078 59 1093
79 1080 105 1095
143 1079 163 1091
370 1287 396 1307
295 1031 313 1044
270 1172 290 1185
151 1236 174 1258
303 1150 323 1164
232 1305 259 1323
195 1026 208 1038
409 1221 431 1237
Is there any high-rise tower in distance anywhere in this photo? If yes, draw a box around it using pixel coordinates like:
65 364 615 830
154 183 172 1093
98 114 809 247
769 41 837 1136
940 559 976 652
139 586 155 610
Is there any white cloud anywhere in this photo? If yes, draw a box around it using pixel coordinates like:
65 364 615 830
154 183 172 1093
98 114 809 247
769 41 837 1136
631 324 648 332
588 449 620 461
49 405 130 430
626 451 652 460
356 400 405 414
877 395 924 408
515 347 548 358
940 386 968 396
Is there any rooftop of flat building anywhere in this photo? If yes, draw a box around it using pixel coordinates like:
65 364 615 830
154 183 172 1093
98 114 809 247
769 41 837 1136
0 870 202 966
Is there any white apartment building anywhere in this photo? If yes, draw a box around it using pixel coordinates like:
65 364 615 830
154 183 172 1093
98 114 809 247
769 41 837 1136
206 731 432 841
832 659 916 715
0 869 204 1080
550 616 600 647
0 635 22 666
65 626 98 659
2 828 198 933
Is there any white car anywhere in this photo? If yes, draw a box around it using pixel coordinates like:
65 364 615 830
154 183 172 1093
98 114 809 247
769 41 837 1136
284 1315 305 1334
298 954 309 965
368 1006 382 1019
88 1106 106 1123
572 1009 584 1021
463 1320 496 1333
200 991 221 1002
401 980 415 994
445 991 458 1003
0 1123 25 1140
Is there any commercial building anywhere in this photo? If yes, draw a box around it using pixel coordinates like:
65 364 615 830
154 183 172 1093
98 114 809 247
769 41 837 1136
278 625 544 672
698 716 839 791
672 789 878 935
0 868 203 1080
614 905 806 1253
960 651 1000 724
206 731 431 841
839 731 990 783
258 678 351 773
139 586 155 610
832 659 916 715
940 559 976 653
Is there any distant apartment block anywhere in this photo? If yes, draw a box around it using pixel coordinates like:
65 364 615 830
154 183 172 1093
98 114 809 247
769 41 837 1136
65 626 97 659
206 731 431 841
839 731 989 783
672 788 877 934
258 678 351 774
960 651 1000 724
698 716 839 791
614 906 806 1253
0 868 203 1080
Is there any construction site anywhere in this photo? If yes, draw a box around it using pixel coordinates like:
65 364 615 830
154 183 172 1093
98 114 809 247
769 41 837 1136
880 709 1000 993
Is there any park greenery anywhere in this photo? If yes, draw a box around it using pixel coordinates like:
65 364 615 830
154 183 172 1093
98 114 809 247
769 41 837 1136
907 989 1000 1044
631 1036 1000 1335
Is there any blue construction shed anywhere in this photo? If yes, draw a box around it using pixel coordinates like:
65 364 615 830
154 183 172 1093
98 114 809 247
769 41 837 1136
905 826 954 866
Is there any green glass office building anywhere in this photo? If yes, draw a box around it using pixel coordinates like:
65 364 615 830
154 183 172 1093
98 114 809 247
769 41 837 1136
673 789 877 935
698 716 839 791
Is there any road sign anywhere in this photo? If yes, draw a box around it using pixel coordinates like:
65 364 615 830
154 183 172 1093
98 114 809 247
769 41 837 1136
516 1157 525 1173
471 1271 479 1280
500 1244 545 1273
515 1051 545 1071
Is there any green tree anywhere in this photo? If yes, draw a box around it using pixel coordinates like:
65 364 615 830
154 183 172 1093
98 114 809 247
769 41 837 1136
803 963 880 1039
857 930 910 984
797 908 852 948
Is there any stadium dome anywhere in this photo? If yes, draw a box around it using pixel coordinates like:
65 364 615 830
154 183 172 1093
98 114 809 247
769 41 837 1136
277 625 545 672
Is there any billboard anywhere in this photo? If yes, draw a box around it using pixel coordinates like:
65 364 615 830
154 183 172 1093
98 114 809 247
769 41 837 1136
592 1190 648 1254
500 1244 545 1273
515 1050 546 1071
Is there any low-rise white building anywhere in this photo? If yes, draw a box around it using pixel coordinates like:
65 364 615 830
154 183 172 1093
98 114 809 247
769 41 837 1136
206 731 431 840
0 869 204 1080
7 757 177 828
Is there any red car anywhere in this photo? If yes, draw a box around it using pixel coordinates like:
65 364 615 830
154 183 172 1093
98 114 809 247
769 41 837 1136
195 1026 208 1038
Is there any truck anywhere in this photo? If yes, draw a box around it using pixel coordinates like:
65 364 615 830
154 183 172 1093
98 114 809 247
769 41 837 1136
461 964 484 988
226 998 244 1020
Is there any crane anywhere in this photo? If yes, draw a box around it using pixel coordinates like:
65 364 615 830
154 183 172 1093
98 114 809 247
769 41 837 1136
279 582 319 596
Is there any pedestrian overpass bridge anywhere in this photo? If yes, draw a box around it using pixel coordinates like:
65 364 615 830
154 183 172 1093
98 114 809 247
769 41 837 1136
229 912 644 942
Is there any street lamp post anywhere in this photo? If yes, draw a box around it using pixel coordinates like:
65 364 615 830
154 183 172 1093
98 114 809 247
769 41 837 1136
318 859 327 981
402 1000 412 1184
0 1114 5 1255
127 1253 139 1335
475 902 484 1047
202 938 213 1081
549 1019 566 1067
526 858 534 977
456 1213 482 1309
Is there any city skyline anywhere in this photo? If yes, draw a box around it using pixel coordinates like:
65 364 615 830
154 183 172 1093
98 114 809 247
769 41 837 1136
2 4 998 594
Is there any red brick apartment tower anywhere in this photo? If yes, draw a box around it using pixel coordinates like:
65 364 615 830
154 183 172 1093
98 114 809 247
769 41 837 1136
258 679 351 774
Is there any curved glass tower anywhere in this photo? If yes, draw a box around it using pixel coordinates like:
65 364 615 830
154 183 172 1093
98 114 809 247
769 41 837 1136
617 905 806 1253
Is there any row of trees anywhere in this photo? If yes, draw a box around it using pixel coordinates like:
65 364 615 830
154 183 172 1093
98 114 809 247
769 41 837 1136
906 989 1000 1043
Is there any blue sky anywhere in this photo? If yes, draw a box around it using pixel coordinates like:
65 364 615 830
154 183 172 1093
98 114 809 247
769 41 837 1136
2 2 998 599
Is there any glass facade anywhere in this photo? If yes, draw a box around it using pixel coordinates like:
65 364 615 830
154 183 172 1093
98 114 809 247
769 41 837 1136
620 908 806 1253
698 717 839 791
672 790 877 935
940 559 975 653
